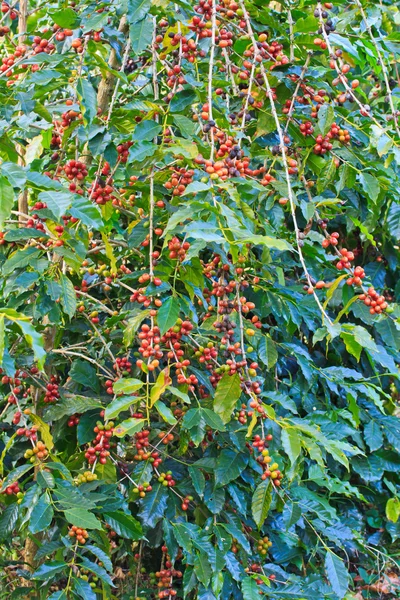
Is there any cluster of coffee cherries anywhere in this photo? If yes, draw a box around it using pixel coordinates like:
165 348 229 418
164 166 194 196
154 546 182 599
69 526 89 545
1 2 16 18
53 24 74 41
77 570 99 590
67 414 80 427
117 141 133 163
88 180 116 205
359 287 390 315
44 381 60 403
299 121 314 136
75 471 98 485
252 433 273 452
236 403 248 425
335 247 356 271
168 237 190 260
257 536 272 556
194 342 218 364
85 421 114 465
61 159 88 182
0 44 27 84
162 319 192 361
2 481 20 495
137 324 163 369
253 436 283 485
158 431 175 445
346 265 365 287
114 357 132 374
158 471 176 487
313 123 350 155
24 442 48 463
16 426 38 441
132 482 153 498
58 106 82 130
166 64 186 89
321 231 339 247
133 430 162 467
181 495 193 511
261 457 283 484
32 36 56 55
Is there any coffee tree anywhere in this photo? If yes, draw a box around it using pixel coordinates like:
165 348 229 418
0 0 399 598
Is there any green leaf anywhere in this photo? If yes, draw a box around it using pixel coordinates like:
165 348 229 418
281 428 301 465
213 372 242 424
29 492 53 534
150 368 171 407
37 469 55 489
359 172 380 203
128 141 157 163
0 175 15 228
113 378 144 395
32 562 67 580
328 33 359 58
201 409 225 431
138 484 168 528
188 466 205 497
64 508 102 530
387 202 400 239
155 400 177 424
325 552 349 599
215 449 249 487
51 7 79 28
251 479 272 529
77 556 113 586
386 497 400 523
4 227 47 241
364 420 384 452
45 394 102 420
258 336 278 369
242 577 261 600
38 190 74 219
59 274 77 318
11 317 46 370
84 545 112 573
69 360 99 392
113 417 146 437
133 119 162 142
170 90 197 112
130 17 153 54
104 511 143 539
73 577 97 600
104 395 141 420
69 196 103 229
127 0 152 24
0 464 34 492
194 551 212 587
0 503 19 540
1 162 27 188
77 79 97 125
318 104 335 135
2 247 42 276
123 310 151 347
157 296 180 335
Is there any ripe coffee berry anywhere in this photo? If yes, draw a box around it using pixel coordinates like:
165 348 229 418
69 525 89 544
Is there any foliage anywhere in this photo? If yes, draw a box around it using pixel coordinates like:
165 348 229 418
0 0 399 598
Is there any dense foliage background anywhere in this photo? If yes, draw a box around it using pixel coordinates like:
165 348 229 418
0 0 399 598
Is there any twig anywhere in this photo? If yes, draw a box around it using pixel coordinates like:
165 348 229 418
208 0 216 160
239 0 333 325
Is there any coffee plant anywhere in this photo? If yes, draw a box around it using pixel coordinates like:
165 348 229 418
0 0 399 598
